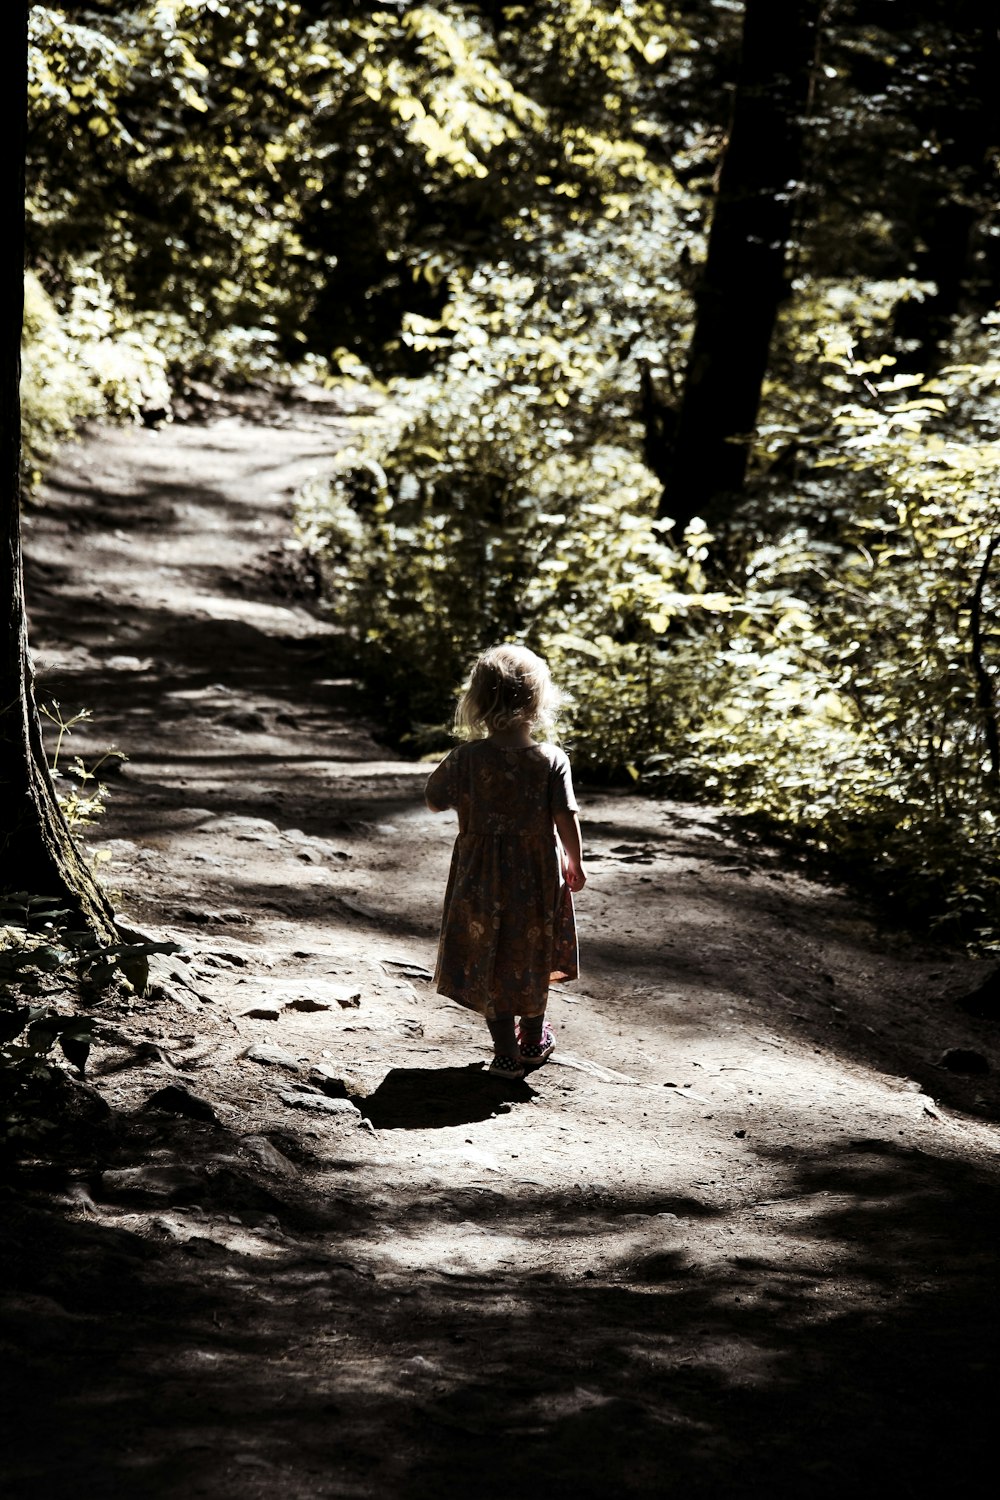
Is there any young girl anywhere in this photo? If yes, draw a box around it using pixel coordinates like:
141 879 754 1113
425 644 586 1079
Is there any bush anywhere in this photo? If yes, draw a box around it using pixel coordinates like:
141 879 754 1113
298 307 1000 948
21 266 172 489
296 391 733 762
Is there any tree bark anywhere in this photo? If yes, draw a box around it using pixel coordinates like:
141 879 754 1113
892 11 1000 373
659 0 821 532
1 1 116 938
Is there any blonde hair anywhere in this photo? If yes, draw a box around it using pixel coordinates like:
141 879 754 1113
456 644 561 739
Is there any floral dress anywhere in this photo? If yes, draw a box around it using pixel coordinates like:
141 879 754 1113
426 739 579 1019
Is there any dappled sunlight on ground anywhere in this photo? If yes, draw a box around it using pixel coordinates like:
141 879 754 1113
5 412 998 1498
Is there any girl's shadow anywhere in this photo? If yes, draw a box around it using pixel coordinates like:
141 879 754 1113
352 1064 536 1130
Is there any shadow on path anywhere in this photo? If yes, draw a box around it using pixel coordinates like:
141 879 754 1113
11 415 999 1500
2 1126 997 1499
354 1064 536 1129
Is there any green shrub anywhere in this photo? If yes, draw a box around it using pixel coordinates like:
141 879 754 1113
298 311 1000 948
21 266 172 488
296 393 733 762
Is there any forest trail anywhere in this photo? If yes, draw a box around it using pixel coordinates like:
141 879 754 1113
6 400 1000 1498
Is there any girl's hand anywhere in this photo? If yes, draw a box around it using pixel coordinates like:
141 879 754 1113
554 808 587 892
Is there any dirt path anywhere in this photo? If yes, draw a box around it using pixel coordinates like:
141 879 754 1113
5 401 1000 1498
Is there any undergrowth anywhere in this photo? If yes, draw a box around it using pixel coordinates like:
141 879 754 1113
0 893 180 1145
295 316 1000 951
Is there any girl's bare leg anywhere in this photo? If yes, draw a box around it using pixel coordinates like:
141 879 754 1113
487 1016 518 1060
518 1013 545 1046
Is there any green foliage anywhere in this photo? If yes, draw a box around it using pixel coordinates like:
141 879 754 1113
299 274 1000 945
20 267 171 487
26 2 713 379
37 699 126 833
706 330 1000 942
297 377 726 760
26 2 1000 949
0 892 182 996
26 0 995 387
0 891 184 1140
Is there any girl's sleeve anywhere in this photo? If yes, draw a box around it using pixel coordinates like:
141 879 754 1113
549 748 579 814
425 749 458 810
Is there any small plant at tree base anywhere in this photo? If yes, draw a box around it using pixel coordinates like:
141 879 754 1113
39 700 126 831
0 894 183 1143
0 893 182 998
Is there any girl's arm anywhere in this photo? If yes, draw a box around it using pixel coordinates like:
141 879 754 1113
425 753 454 813
554 808 587 891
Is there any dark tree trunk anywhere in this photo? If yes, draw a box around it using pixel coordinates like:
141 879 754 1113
1 1 116 938
658 0 821 532
892 12 1000 373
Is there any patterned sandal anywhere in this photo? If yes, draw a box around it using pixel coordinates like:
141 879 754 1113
487 1054 525 1080
518 1023 555 1069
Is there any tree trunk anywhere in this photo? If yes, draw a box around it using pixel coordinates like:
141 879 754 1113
659 0 821 532
1 1 116 939
892 12 1000 373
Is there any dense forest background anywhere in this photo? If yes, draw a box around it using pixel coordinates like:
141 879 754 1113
22 0 1000 946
